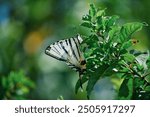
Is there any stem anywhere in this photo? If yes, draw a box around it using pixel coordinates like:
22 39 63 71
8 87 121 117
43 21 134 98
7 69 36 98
122 61 150 86
122 60 142 78
143 72 150 78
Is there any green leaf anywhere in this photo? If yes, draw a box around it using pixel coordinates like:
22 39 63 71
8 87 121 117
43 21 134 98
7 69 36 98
107 15 119 28
108 25 121 42
75 77 88 94
81 22 91 28
119 22 143 43
122 53 135 62
96 9 106 17
89 4 96 17
144 86 150 92
96 17 103 30
146 56 150 69
1 70 35 99
121 40 132 49
80 4 148 100
57 95 64 100
118 78 133 100
86 64 110 98
82 15 91 21
134 77 145 89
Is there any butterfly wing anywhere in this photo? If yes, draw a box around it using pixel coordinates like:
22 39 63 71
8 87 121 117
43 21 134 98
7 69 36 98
45 35 84 71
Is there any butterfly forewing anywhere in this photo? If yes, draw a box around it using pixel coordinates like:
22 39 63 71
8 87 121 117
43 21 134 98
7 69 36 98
45 35 84 71
45 42 67 62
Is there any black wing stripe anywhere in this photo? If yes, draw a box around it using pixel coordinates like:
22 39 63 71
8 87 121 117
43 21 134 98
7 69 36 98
50 47 59 54
67 64 76 67
53 46 61 55
45 35 84 72
49 54 66 62
72 37 81 59
65 40 68 45
51 47 61 56
76 35 82 44
68 38 78 61
45 50 66 62
57 42 62 50
60 41 69 55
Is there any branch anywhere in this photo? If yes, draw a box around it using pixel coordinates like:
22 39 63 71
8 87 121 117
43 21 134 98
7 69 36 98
143 72 150 78
121 60 142 78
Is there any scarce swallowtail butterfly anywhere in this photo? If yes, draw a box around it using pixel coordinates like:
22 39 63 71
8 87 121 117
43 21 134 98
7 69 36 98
45 34 86 88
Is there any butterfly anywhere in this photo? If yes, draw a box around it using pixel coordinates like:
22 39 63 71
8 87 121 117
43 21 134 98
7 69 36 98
45 34 86 88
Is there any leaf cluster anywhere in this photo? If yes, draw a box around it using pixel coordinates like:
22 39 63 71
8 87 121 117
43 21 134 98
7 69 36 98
0 71 35 99
75 4 150 99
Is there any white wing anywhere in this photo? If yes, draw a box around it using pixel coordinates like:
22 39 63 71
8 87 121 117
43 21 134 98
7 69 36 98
45 35 84 71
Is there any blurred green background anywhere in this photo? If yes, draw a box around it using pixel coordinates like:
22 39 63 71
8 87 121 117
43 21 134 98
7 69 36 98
0 0 149 100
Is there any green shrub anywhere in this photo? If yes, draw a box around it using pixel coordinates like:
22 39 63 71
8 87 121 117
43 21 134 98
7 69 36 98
75 4 150 99
0 70 35 99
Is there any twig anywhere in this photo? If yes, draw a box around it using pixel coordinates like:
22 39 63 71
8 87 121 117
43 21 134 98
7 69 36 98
143 72 150 78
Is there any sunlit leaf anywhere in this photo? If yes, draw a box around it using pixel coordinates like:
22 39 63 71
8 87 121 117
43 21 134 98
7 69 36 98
79 4 149 100
122 53 135 62
96 9 106 17
121 40 132 49
107 15 119 28
1 71 35 99
89 4 96 17
119 22 143 43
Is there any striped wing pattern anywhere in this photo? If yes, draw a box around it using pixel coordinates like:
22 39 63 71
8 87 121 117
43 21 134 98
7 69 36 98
45 35 84 71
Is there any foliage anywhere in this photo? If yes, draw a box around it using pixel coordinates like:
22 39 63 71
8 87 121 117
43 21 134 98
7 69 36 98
75 4 150 99
0 70 35 99
0 0 150 100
